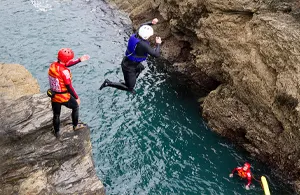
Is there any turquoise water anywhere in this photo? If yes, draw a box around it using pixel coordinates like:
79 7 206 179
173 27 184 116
0 0 294 194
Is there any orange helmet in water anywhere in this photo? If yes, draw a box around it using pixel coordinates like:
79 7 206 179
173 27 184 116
58 48 74 63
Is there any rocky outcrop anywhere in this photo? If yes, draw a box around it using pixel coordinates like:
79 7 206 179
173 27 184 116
0 63 40 100
108 0 300 192
0 64 104 194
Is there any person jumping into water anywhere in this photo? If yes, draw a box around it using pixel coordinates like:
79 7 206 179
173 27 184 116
99 18 162 93
229 162 252 190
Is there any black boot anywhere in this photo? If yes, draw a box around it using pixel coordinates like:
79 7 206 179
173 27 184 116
99 79 111 90
52 128 60 139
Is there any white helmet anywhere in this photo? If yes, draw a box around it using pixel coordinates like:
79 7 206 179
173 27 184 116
138 25 154 40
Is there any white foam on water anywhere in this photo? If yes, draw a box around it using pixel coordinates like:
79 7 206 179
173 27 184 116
30 0 52 12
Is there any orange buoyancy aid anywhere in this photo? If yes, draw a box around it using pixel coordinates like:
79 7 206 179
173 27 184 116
48 62 71 103
237 167 251 179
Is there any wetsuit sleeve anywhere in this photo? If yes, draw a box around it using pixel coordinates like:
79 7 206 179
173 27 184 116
154 44 161 56
136 21 154 33
66 58 81 67
66 84 79 99
140 21 153 26
138 41 161 57
231 168 238 174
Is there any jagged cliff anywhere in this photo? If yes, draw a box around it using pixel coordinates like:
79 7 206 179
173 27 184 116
0 64 105 194
108 0 300 192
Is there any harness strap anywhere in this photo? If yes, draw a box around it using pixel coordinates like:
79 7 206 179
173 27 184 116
53 91 68 94
126 47 146 59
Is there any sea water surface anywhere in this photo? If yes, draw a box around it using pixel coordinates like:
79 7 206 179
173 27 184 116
0 0 295 194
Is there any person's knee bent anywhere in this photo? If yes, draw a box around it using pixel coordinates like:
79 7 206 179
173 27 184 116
71 104 79 116
73 105 79 113
126 81 136 91
138 64 145 71
125 73 137 89
127 87 135 92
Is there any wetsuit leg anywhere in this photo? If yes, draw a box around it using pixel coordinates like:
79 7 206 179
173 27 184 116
123 67 137 91
101 77 132 92
106 80 130 91
107 75 129 91
135 63 145 78
122 58 138 91
104 58 136 92
51 101 62 134
63 96 79 127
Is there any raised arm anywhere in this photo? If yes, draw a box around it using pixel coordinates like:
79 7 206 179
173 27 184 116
65 58 81 67
229 167 238 177
231 168 238 174
136 18 158 32
66 55 90 67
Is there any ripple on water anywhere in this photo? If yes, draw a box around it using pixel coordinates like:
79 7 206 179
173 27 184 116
30 0 53 12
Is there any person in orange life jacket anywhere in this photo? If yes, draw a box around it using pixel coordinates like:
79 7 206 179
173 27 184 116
99 18 162 93
48 48 90 138
229 162 252 190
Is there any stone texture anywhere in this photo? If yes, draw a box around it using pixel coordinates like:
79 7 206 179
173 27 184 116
0 63 40 100
0 94 105 195
108 0 300 191
0 63 105 195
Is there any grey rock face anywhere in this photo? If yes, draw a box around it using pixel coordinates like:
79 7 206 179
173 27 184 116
0 94 105 194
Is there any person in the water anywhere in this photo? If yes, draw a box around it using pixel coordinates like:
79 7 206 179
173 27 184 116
48 48 90 138
229 162 252 190
99 18 162 93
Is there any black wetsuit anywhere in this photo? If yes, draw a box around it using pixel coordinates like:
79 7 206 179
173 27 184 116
105 22 161 92
52 85 79 135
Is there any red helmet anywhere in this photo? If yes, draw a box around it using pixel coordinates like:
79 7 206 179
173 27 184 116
57 48 74 63
244 162 251 169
